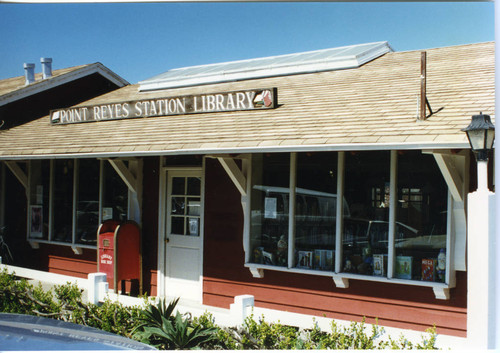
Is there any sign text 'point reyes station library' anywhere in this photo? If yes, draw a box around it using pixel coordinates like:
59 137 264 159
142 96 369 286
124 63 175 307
50 88 277 125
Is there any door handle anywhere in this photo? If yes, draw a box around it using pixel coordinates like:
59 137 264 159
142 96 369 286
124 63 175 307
166 238 170 243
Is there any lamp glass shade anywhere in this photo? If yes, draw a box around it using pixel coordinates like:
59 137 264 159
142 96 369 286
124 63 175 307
466 129 487 151
462 113 495 152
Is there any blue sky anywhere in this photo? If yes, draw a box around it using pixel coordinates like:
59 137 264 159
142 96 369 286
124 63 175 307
0 2 494 84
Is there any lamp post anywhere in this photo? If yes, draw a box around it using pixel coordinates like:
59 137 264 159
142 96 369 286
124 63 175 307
462 112 495 191
462 112 495 349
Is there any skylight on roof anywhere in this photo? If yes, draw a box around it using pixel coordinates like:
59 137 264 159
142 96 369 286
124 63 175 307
139 41 393 91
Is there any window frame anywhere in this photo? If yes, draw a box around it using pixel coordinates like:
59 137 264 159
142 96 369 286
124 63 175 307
244 151 455 299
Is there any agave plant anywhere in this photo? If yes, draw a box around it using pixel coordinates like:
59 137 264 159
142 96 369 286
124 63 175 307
132 298 216 350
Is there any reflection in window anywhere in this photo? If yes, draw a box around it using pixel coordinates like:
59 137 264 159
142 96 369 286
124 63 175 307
103 163 128 223
29 160 50 240
396 151 448 282
76 159 99 245
53 160 74 243
294 152 337 271
250 153 290 267
342 151 390 276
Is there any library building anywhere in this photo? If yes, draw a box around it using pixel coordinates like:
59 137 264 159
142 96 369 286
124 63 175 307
0 41 495 343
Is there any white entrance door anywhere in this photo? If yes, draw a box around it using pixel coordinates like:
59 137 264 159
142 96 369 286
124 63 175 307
164 169 203 302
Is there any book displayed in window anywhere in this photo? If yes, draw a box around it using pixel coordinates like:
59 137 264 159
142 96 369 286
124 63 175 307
421 258 436 281
372 254 386 276
297 251 313 269
395 256 413 279
314 249 334 271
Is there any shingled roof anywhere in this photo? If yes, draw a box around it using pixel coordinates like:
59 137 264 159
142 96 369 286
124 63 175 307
0 42 494 160
0 63 128 107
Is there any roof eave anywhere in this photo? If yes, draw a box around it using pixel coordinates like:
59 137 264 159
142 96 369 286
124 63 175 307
0 141 471 161
0 63 129 107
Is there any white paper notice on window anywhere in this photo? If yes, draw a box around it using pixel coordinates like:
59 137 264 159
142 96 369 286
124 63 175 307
264 197 277 219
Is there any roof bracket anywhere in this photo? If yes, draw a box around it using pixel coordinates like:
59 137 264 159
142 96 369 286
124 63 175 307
217 157 247 196
4 161 28 190
107 159 137 194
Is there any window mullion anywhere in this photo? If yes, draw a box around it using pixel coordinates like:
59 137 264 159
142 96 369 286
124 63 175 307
388 150 398 278
288 152 297 268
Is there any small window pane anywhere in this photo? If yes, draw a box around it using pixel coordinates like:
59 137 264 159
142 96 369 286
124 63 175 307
187 197 200 216
172 177 185 195
171 197 185 215
187 217 199 236
187 177 201 196
171 217 184 235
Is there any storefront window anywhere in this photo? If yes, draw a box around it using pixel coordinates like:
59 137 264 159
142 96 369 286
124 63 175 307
294 152 337 271
250 153 290 267
76 159 99 245
396 151 448 282
26 159 130 249
102 162 128 222
342 151 390 276
29 160 50 240
53 160 74 243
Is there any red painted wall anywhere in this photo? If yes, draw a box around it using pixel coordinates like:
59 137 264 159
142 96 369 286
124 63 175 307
203 158 467 337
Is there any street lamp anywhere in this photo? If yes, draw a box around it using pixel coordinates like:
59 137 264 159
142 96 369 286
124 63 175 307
462 112 495 191
462 113 496 349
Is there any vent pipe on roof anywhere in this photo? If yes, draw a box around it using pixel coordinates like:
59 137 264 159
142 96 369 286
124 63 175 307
24 63 35 85
418 51 438 121
41 57 52 79
419 52 427 121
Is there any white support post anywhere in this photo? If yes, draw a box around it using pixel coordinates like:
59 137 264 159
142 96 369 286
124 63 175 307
466 161 495 349
88 272 108 305
230 295 255 326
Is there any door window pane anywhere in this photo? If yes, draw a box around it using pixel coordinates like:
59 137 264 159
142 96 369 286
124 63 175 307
76 159 99 245
171 217 184 235
172 177 185 195
342 151 390 276
171 197 185 215
396 151 448 282
187 177 201 196
250 153 290 267
53 160 74 243
168 176 201 236
294 152 337 271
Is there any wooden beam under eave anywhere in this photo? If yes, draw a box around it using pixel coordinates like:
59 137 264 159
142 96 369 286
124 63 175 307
217 157 247 196
108 159 137 194
433 153 463 202
4 161 28 190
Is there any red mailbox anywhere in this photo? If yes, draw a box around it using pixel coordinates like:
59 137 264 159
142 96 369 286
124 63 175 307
97 220 142 295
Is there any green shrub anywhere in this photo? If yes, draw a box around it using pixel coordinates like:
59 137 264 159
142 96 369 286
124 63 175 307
0 269 438 350
132 298 217 349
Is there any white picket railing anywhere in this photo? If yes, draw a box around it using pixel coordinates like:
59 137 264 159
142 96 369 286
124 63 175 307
0 264 466 349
